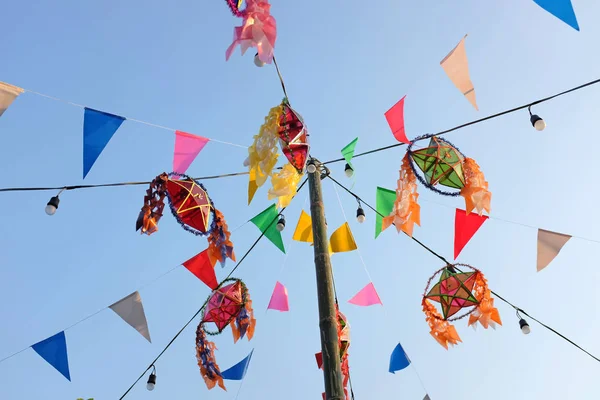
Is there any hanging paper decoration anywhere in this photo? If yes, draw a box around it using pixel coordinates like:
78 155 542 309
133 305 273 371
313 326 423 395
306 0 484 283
224 0 244 17
537 228 571 272
196 278 256 390
406 134 491 216
278 101 310 173
375 187 396 239
31 331 71 381
183 249 219 290
440 35 478 110
109 291 152 343
348 282 382 307
382 154 420 236
82 108 125 179
221 350 254 380
316 307 351 400
330 222 357 253
454 208 488 259
207 209 236 267
389 343 410 373
422 264 501 349
341 138 358 168
0 81 24 118
268 163 303 208
225 0 277 64
267 281 289 312
533 0 579 31
293 210 313 243
135 173 167 235
173 131 209 175
384 96 410 144
250 204 285 253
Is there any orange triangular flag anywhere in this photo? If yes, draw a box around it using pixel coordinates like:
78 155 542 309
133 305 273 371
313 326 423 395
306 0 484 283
537 229 571 272
440 35 478 110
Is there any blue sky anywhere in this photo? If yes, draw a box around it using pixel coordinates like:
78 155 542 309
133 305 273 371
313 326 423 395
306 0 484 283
1 0 600 399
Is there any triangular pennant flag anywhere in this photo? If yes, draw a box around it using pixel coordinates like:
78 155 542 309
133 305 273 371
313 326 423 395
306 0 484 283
375 187 396 238
348 282 382 306
31 331 71 381
384 96 410 144
537 228 571 272
454 209 488 259
109 291 152 343
267 281 289 312
440 35 478 110
183 249 218 289
315 352 323 369
424 395 431 400
533 0 579 31
293 210 313 243
0 82 24 118
330 222 357 253
389 343 411 374
83 108 125 179
222 350 254 380
341 138 359 167
173 130 209 175
250 204 285 253
248 169 259 205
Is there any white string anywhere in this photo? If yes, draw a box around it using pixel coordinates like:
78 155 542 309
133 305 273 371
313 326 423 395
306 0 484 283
20 87 248 149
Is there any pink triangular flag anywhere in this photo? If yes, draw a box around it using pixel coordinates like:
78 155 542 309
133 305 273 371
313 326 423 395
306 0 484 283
537 229 571 272
173 130 209 175
348 282 382 307
267 281 289 312
440 35 478 111
384 96 409 144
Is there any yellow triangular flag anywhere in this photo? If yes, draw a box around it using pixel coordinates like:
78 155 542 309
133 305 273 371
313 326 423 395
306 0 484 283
293 210 313 243
248 169 259 205
330 222 357 253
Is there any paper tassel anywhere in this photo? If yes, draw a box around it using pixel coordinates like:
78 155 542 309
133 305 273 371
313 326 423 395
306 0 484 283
341 137 359 167
348 283 382 307
183 249 219 289
375 187 396 239
250 204 285 253
440 35 478 110
383 154 421 236
384 96 410 144
109 291 152 343
83 108 125 179
195 325 225 390
0 82 24 118
221 350 254 380
330 222 357 253
293 210 313 243
454 209 488 259
32 331 71 381
173 131 209 175
207 209 236 268
389 343 411 373
460 157 491 216
267 281 289 311
533 0 579 31
537 229 571 272
268 163 302 208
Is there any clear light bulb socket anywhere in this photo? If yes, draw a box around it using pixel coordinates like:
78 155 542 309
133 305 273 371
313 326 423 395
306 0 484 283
254 53 266 67
356 207 366 223
307 162 317 174
530 114 546 131
45 196 60 216
276 216 286 232
344 163 354 178
519 318 531 335
147 371 156 391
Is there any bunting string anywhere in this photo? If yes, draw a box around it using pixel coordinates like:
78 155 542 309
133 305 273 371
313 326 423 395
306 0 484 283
327 173 600 364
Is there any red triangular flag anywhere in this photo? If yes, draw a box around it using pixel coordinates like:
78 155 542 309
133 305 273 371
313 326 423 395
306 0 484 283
183 250 218 289
384 96 410 144
454 208 488 259
315 352 323 369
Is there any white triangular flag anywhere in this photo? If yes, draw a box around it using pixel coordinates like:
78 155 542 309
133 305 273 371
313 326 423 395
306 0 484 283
537 228 571 272
0 82 24 118
109 291 151 342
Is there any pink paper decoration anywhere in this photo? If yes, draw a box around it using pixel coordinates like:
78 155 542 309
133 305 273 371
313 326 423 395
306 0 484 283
384 96 409 144
173 130 209 175
267 281 289 312
348 282 382 307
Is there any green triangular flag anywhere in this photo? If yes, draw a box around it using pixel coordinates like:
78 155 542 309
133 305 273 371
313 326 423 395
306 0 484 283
341 137 359 167
375 187 396 239
250 204 286 253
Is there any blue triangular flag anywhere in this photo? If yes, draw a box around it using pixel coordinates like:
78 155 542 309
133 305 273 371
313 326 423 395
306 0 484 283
31 331 71 381
533 0 579 31
221 349 254 380
389 343 410 374
83 108 125 178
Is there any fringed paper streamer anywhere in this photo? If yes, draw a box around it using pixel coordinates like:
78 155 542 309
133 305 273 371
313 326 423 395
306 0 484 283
207 209 236 268
460 157 491 216
231 297 256 343
382 154 421 236
195 325 226 391
268 163 302 208
422 299 462 350
135 173 167 235
468 273 501 329
223 0 244 17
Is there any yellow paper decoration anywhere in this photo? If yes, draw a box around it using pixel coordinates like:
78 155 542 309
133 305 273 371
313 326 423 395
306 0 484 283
268 163 303 208
330 222 358 253
248 169 259 205
293 210 313 243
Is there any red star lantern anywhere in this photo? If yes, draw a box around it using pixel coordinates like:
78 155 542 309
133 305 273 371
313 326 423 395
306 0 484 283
278 103 309 173
166 177 213 234
202 281 244 332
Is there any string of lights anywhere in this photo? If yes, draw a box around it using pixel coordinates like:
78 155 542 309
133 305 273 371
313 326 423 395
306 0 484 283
326 173 600 364
117 178 307 399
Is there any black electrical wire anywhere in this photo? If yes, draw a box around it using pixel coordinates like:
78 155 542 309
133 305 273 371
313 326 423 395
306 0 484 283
117 178 307 399
322 76 600 166
326 174 600 364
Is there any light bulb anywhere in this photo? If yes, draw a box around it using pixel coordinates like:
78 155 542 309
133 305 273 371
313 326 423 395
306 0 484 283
519 318 531 335
45 196 60 216
146 382 155 391
254 53 266 67
344 163 354 178
147 371 157 391
530 114 546 131
307 162 317 174
356 207 366 223
276 216 286 232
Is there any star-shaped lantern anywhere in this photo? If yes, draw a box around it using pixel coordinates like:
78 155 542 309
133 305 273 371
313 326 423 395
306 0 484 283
166 177 213 234
410 136 465 190
425 268 479 320
202 281 245 333
278 102 309 173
